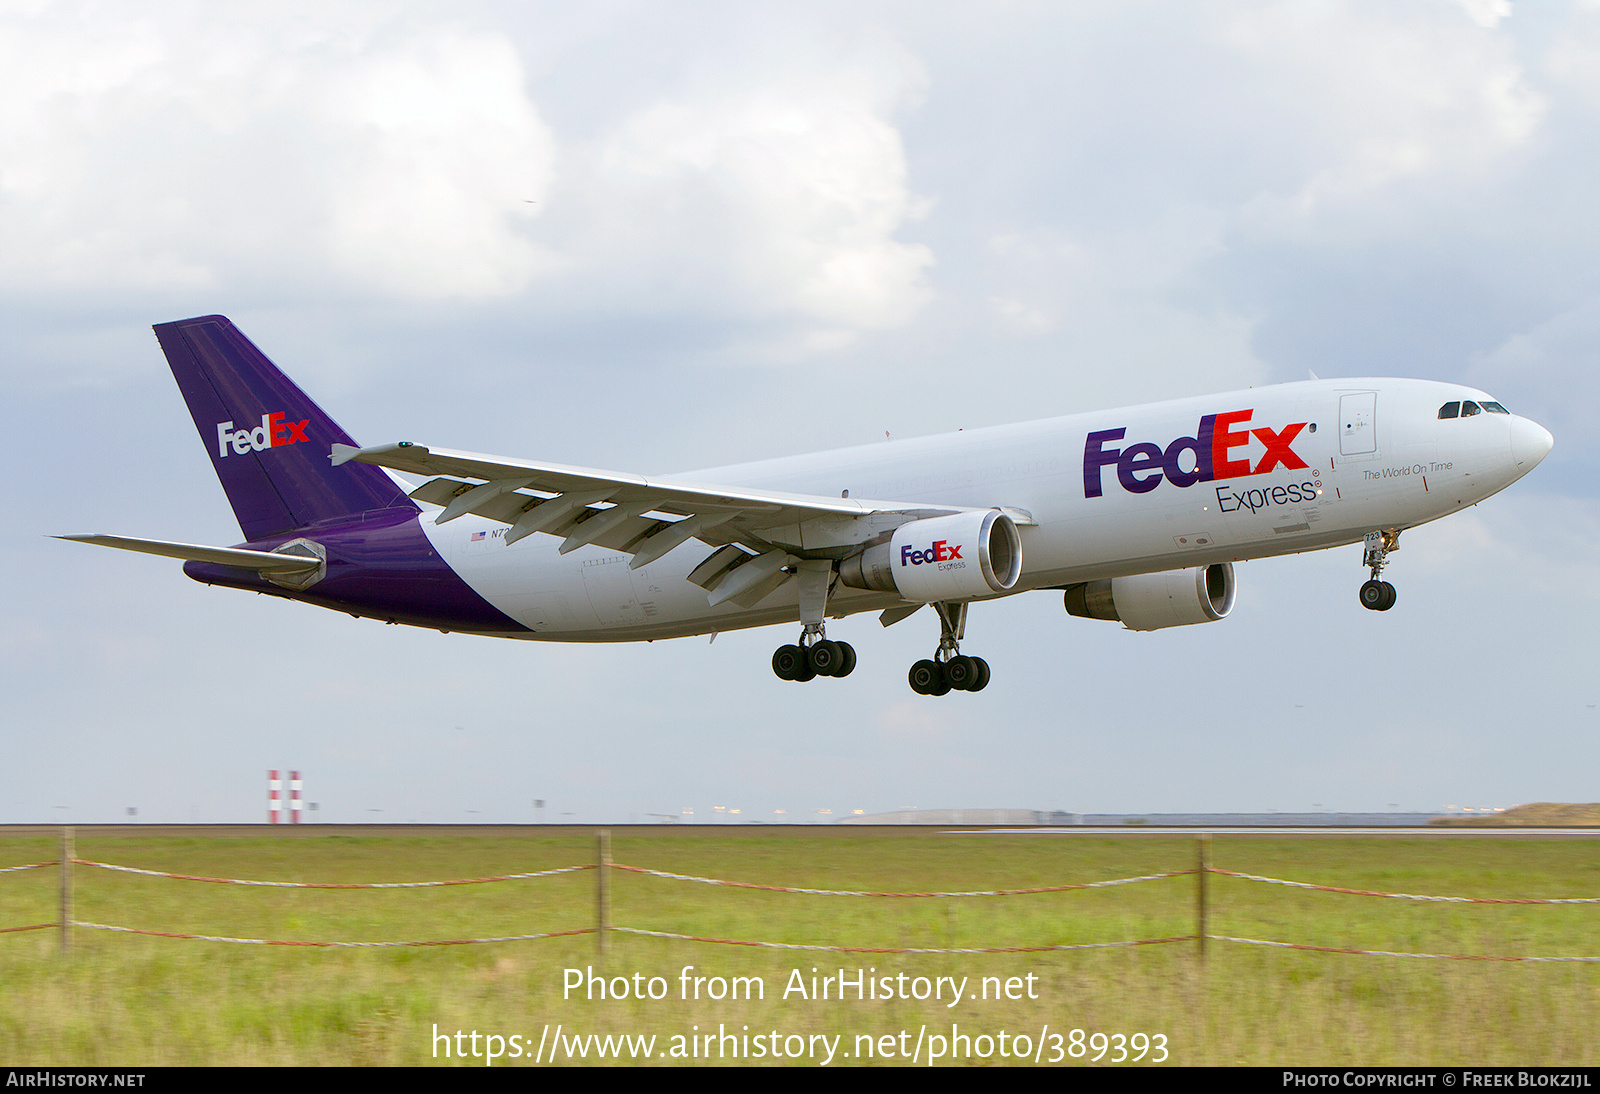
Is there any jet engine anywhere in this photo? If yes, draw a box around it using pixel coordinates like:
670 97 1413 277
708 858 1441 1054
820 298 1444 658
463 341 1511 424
839 510 1022 602
1063 563 1235 631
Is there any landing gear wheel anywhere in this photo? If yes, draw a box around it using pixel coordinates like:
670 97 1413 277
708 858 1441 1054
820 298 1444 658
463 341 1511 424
772 644 804 680
944 655 978 691
909 659 943 695
835 642 857 678
1359 580 1397 612
970 657 991 692
808 640 843 677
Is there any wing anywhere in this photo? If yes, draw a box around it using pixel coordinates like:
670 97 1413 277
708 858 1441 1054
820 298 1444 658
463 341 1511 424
333 441 1031 609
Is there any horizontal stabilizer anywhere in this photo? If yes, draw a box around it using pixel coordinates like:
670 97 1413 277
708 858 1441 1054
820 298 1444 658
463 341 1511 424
56 534 322 574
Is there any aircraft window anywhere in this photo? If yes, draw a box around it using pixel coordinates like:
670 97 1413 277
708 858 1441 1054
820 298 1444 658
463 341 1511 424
1481 401 1509 414
1461 401 1482 416
1438 402 1460 419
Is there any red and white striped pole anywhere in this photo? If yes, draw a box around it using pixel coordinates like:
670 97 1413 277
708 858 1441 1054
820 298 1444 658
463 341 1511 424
268 770 281 824
289 771 302 825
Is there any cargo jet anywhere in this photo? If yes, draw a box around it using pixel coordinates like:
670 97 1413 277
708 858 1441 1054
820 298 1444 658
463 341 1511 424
62 316 1553 695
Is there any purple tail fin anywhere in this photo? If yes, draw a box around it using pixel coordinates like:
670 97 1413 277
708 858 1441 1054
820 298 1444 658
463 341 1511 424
155 315 416 541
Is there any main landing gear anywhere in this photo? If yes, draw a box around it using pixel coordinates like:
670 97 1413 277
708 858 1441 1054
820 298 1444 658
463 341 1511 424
1359 529 1400 612
909 601 990 696
771 632 857 681
772 558 856 682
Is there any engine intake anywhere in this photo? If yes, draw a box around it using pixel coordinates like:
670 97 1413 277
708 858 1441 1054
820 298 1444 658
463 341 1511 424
840 510 1022 602
1063 563 1235 631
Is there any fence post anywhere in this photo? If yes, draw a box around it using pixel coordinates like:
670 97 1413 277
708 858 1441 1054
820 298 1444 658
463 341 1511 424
1195 835 1209 963
596 829 611 960
59 826 74 955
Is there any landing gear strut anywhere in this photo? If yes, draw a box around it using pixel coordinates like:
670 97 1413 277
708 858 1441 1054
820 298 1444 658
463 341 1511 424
771 559 856 682
909 601 990 695
1358 530 1400 611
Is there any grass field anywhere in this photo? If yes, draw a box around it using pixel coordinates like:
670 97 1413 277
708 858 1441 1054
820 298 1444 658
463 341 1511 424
1 829 1597 1066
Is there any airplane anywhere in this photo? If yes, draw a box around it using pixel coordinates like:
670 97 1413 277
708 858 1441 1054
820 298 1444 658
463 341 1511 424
61 315 1553 696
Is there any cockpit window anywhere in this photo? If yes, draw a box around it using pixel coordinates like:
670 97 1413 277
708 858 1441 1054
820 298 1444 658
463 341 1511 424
1441 399 1508 419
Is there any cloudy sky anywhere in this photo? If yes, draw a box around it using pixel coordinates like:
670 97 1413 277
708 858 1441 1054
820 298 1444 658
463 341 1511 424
5 0 1596 824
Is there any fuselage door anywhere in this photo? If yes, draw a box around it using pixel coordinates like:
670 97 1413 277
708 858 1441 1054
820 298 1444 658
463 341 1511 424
1339 392 1377 456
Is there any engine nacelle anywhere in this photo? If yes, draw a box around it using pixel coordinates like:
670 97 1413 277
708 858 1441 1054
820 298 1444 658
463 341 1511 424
1063 563 1235 631
839 510 1022 602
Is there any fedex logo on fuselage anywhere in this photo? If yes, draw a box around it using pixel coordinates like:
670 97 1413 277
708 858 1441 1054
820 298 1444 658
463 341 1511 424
216 413 310 458
901 540 963 567
1083 409 1309 498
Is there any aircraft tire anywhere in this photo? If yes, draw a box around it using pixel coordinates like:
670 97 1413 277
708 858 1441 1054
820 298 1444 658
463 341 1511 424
772 645 804 680
1359 580 1387 611
970 657 991 691
908 659 942 695
809 640 843 677
1378 581 1397 611
835 642 857 678
945 655 977 691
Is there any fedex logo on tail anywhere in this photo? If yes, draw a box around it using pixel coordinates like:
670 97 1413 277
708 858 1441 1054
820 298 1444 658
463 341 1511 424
216 413 311 458
1084 409 1309 498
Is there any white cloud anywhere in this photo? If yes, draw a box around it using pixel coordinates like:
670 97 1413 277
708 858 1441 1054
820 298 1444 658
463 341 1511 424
0 4 931 343
0 6 555 299
1458 0 1513 29
321 34 556 298
575 68 934 338
1211 1 1544 222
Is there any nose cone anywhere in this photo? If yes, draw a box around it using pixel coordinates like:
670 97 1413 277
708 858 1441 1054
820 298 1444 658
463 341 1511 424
1510 416 1554 471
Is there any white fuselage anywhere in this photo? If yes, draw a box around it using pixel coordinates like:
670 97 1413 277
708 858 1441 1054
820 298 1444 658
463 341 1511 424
420 378 1549 641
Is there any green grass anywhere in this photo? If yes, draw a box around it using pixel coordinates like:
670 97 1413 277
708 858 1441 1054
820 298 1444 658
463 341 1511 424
1 832 1597 1065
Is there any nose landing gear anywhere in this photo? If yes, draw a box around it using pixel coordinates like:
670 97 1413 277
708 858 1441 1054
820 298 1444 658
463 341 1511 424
1359 530 1400 611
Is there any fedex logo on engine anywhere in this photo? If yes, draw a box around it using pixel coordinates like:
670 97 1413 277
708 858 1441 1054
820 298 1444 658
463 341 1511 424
1083 409 1309 498
901 540 963 567
216 413 311 458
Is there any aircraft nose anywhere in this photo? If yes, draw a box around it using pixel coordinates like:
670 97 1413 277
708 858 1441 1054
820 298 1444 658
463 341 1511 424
1510 415 1554 471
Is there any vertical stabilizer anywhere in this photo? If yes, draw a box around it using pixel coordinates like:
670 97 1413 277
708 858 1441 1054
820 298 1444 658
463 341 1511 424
155 315 416 540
